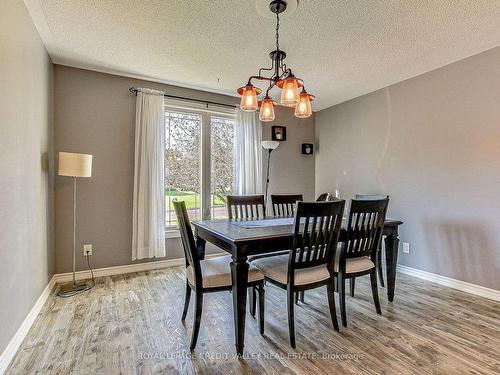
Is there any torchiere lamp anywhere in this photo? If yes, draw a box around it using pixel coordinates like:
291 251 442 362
262 141 280 207
57 152 93 297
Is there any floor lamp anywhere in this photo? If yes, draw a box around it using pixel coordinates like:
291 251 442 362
57 152 93 297
262 141 280 208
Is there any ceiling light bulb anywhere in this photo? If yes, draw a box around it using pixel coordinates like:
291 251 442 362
239 84 259 112
280 78 299 107
295 91 313 118
259 97 275 122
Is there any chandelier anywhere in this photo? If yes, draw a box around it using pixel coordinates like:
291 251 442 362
237 0 314 121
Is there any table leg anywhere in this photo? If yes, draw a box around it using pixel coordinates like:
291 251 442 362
230 254 249 356
384 233 399 302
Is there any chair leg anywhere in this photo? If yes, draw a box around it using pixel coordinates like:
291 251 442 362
249 286 256 317
349 278 355 297
377 249 385 287
327 279 339 332
338 274 347 327
370 270 382 315
258 283 265 335
181 280 191 321
299 291 305 303
190 291 203 350
287 286 296 348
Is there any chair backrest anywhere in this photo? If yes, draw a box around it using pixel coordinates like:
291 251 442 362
355 194 389 201
316 193 341 202
288 201 345 282
227 195 266 219
173 200 202 285
340 198 389 267
271 194 303 216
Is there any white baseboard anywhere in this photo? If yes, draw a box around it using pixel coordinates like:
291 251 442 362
0 276 56 374
398 264 500 302
54 258 184 283
0 253 225 373
54 252 225 283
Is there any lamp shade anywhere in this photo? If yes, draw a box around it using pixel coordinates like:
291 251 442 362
58 152 92 177
259 97 276 122
238 84 260 112
279 78 300 107
261 141 280 150
295 91 313 118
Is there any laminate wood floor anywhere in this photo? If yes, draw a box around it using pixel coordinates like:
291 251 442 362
6 267 500 375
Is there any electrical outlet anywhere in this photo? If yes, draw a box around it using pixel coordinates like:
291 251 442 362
402 242 410 254
83 244 93 256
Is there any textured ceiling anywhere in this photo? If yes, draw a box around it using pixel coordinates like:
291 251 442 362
25 0 500 110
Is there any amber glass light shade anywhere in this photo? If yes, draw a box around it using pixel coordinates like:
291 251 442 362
259 97 275 122
280 78 299 107
295 91 313 118
239 85 259 112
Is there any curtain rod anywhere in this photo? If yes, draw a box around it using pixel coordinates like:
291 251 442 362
129 87 237 109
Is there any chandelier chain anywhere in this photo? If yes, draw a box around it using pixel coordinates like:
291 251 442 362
275 11 280 51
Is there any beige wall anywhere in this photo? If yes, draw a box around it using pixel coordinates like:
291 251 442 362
53 66 314 272
0 0 54 354
315 46 500 290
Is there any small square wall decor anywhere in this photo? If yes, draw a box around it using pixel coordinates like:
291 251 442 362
271 126 286 141
302 143 314 155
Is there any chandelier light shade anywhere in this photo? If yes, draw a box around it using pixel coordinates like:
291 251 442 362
259 97 276 122
236 0 314 120
238 84 261 112
279 77 300 107
295 90 314 118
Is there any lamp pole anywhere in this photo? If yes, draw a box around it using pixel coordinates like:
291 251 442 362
72 176 77 286
265 148 273 205
262 140 279 211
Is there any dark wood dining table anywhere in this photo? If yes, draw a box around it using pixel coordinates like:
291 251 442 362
192 216 403 355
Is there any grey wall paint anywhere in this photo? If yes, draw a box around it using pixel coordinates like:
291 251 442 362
262 107 316 206
315 46 500 290
54 66 314 273
0 0 54 353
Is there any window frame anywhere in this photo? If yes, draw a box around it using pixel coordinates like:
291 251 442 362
164 100 236 233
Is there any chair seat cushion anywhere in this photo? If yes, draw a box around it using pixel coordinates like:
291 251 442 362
186 255 264 288
252 254 330 286
334 256 375 273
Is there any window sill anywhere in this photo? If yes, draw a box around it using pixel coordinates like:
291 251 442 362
165 229 181 239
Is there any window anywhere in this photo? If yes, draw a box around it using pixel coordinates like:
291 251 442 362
164 106 236 228
210 116 235 219
165 110 202 227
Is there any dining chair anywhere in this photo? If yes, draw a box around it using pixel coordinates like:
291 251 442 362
271 194 303 216
335 198 389 327
173 200 265 350
253 200 345 348
227 195 266 219
352 194 389 292
297 192 341 303
227 194 269 315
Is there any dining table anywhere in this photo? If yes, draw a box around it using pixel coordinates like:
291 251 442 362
192 216 403 355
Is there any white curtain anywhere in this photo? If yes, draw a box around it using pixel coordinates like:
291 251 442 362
233 108 262 195
132 88 166 260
